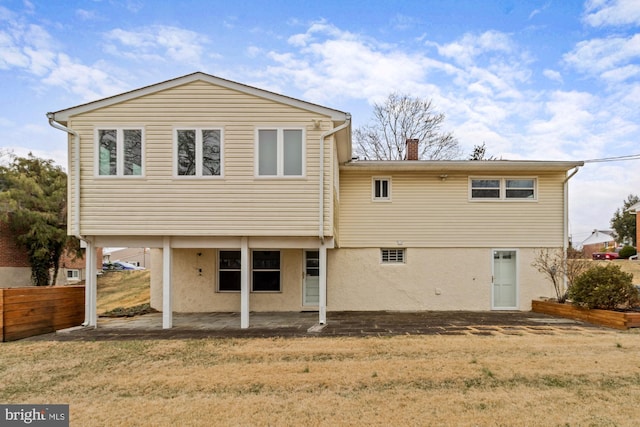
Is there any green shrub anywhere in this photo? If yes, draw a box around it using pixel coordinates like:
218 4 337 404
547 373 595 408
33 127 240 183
618 245 637 259
568 264 638 310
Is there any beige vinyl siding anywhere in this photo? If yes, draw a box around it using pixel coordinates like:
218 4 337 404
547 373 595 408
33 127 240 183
338 169 566 248
67 81 335 236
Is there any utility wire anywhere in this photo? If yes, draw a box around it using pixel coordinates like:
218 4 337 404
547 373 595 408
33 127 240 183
583 153 640 163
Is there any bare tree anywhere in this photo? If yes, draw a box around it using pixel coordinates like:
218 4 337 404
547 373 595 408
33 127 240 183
353 93 462 160
532 248 590 303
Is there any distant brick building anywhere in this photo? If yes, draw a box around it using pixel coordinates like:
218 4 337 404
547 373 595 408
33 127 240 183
0 221 101 287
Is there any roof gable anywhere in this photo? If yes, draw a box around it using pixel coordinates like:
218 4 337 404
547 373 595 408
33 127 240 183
49 72 349 123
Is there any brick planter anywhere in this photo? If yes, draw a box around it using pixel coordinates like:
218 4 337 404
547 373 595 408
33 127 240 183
0 285 85 341
532 300 640 330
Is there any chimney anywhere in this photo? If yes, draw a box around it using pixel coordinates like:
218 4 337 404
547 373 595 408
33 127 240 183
406 138 419 160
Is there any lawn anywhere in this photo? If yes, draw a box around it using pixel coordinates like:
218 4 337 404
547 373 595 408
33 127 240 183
1 333 639 426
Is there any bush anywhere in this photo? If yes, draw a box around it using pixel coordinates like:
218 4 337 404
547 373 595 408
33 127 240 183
618 245 637 259
568 264 638 310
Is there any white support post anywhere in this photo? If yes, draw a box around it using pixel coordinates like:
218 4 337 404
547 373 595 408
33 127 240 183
240 237 249 329
162 237 173 329
85 239 98 327
319 245 327 325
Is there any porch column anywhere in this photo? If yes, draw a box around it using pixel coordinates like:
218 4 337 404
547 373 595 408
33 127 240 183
162 237 173 329
240 236 249 329
85 239 98 327
319 245 327 324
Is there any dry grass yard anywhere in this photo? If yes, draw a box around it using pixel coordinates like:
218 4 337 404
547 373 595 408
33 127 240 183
97 270 150 314
2 333 640 426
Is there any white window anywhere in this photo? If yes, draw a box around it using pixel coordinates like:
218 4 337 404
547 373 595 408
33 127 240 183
96 128 143 176
372 177 391 201
175 128 223 177
470 178 536 200
252 250 281 291
66 269 80 281
256 129 304 177
381 249 405 263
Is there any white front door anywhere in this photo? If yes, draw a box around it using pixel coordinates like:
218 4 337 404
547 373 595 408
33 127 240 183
492 250 518 309
303 250 320 306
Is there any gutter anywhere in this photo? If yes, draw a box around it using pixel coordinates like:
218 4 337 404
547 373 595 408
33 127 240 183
318 114 351 243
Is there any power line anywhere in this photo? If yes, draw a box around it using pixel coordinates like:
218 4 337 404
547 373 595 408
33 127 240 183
583 153 640 163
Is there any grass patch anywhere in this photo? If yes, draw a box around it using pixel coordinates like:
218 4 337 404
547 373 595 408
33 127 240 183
97 270 150 315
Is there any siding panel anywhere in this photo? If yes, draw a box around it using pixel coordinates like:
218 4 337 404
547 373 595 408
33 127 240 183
338 170 566 248
69 81 336 236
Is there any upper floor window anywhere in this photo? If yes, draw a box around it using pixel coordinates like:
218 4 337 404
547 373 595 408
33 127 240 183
175 128 222 177
256 129 304 177
470 178 536 200
372 177 391 201
96 128 143 176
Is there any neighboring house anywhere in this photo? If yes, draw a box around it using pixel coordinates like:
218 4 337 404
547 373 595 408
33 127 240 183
47 72 583 329
0 220 102 286
103 247 150 268
580 230 617 259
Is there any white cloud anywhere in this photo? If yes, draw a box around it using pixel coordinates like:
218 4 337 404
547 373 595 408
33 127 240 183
435 30 515 67
564 34 640 77
583 0 640 27
104 26 211 67
543 68 563 83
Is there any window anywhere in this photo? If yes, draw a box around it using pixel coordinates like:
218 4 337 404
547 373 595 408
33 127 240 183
219 251 241 292
66 269 80 281
252 250 281 291
257 129 304 177
372 177 391 201
96 128 143 176
175 128 222 177
381 249 405 263
470 178 536 200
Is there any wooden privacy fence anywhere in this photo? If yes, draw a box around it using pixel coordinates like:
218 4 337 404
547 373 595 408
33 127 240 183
0 285 85 342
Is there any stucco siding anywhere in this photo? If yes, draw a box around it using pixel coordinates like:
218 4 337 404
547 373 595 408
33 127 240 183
327 247 554 311
338 170 566 248
150 248 304 312
67 80 335 236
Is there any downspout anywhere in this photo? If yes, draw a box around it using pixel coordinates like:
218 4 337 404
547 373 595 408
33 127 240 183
47 113 81 240
319 114 351 243
47 113 92 326
562 166 581 295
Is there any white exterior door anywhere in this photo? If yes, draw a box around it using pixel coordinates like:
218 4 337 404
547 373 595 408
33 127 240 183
303 250 320 306
492 250 518 309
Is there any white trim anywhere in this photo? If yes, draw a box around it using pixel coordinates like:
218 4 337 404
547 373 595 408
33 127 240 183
240 237 249 329
173 126 225 178
491 248 519 310
254 127 306 178
94 126 145 178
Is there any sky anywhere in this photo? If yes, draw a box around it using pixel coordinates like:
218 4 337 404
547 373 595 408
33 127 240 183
1 0 639 245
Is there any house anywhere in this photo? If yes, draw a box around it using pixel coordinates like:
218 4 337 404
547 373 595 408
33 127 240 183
47 72 583 329
580 230 617 258
0 220 102 286
103 247 150 268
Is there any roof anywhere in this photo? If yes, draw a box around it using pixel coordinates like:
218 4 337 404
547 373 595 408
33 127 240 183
340 160 584 173
581 230 616 246
627 201 640 214
48 71 351 123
